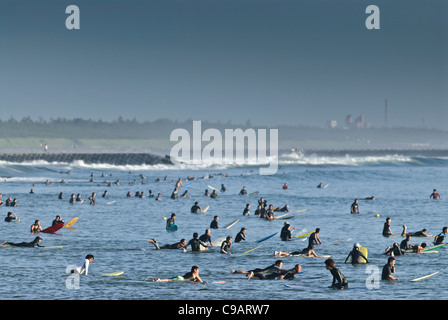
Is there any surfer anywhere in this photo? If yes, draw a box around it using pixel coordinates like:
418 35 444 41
210 189 218 199
350 199 360 214
265 205 276 220
433 227 447 245
204 189 210 197
275 204 291 212
254 205 263 217
155 193 162 201
232 260 284 275
180 190 189 198
4 212 18 222
384 243 404 256
220 236 232 255
69 194 75 204
199 229 214 247
317 183 323 188
382 257 399 280
401 225 430 237
88 192 96 205
325 258 348 289
148 238 187 250
235 228 246 243
430 189 441 199
280 222 296 241
2 236 43 247
220 184 226 192
154 266 206 283
308 228 322 246
70 254 94 276
344 243 369 264
248 264 302 280
363 196 375 200
170 188 179 200
242 204 251 216
190 202 201 214
52 215 64 226
274 244 323 257
186 233 208 252
282 183 288 190
76 194 84 202
166 213 176 230
210 216 219 229
30 220 43 233
239 186 247 195
382 218 394 237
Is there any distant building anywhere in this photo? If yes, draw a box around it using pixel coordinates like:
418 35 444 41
345 114 370 129
345 115 353 127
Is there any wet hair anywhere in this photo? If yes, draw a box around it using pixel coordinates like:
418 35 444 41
275 260 283 266
85 254 94 260
387 257 395 264
191 266 199 273
325 258 335 268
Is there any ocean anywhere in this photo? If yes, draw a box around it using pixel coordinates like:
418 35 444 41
1 150 447 302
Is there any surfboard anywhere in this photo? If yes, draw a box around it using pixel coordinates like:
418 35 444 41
208 185 217 191
296 230 315 239
41 222 64 234
274 213 289 219
279 215 295 220
224 219 239 229
62 217 78 229
102 271 124 277
106 201 116 205
323 184 329 189
37 246 63 249
421 243 447 252
167 224 178 232
243 244 263 254
249 192 259 196
349 247 368 263
256 232 278 243
410 271 439 282
183 183 192 188
290 209 307 213
201 205 210 213
331 238 352 245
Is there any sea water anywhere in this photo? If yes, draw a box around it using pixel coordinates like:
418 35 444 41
0 152 447 300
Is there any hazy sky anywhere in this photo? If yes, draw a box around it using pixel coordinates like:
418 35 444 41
0 0 447 129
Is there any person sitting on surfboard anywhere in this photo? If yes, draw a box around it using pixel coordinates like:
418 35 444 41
30 220 42 233
210 189 218 199
166 213 176 230
344 243 369 264
382 218 394 237
76 194 84 202
434 227 447 245
265 205 276 220
2 236 43 248
242 204 251 216
325 258 349 289
199 229 214 247
430 189 441 199
170 188 179 200
52 215 64 226
69 194 76 204
282 183 288 190
384 243 404 256
239 187 247 195
186 233 208 252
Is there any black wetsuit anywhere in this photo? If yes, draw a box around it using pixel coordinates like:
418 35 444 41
435 232 446 245
381 264 394 280
5 239 42 247
330 267 348 289
345 249 368 264
235 231 246 243
188 238 207 252
210 220 219 229
191 205 201 213
382 222 392 236
280 226 292 241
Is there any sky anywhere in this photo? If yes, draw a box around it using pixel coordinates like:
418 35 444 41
0 0 447 129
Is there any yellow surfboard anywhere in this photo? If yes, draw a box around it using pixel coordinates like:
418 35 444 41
63 217 79 228
102 271 124 277
349 247 368 263
297 230 316 239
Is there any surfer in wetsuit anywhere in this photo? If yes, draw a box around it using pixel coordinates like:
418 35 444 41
220 236 232 255
350 199 360 214
280 222 296 241
242 204 251 216
384 243 404 256
265 205 276 220
4 212 18 222
344 243 369 264
308 228 322 246
148 238 187 250
248 264 302 280
235 228 246 243
2 236 43 247
382 217 394 237
210 216 219 229
274 245 323 257
275 204 290 212
430 189 441 199
190 202 201 213
199 229 214 247
382 257 398 280
433 227 448 245
325 258 348 289
70 254 94 276
186 232 208 252
232 260 284 275
166 213 176 230
239 187 247 195
52 215 64 226
401 225 430 237
154 265 206 283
